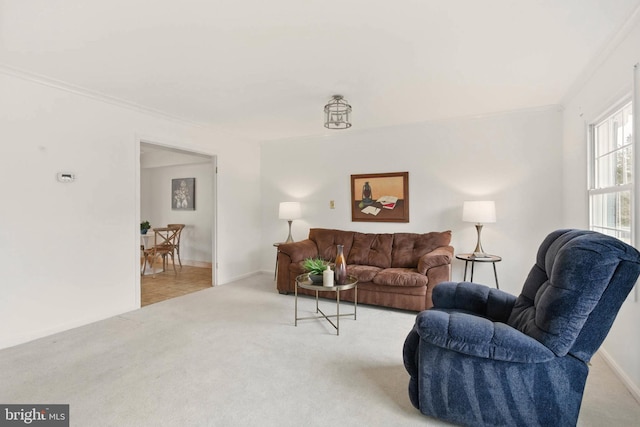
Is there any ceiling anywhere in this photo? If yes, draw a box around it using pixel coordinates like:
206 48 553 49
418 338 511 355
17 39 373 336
2 1 640 142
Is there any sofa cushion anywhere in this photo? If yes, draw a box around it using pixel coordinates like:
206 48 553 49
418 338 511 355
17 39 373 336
347 264 382 283
359 281 427 296
391 231 452 268
373 268 428 287
309 228 355 260
347 232 393 268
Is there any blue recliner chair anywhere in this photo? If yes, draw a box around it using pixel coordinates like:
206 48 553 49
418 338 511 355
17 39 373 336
403 229 640 427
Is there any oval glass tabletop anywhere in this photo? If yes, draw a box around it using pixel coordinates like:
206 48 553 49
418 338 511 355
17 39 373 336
295 273 357 291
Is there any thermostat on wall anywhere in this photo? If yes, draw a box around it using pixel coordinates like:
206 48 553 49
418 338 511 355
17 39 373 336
57 172 76 183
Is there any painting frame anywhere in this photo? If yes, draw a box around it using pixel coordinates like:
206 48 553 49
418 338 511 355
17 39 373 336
351 172 409 222
171 177 196 211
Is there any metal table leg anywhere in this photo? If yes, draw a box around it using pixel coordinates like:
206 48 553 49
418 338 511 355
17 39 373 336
470 261 475 282
336 289 340 336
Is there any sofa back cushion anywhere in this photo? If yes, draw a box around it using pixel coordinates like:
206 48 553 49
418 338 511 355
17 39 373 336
309 228 355 261
391 231 452 268
347 232 393 268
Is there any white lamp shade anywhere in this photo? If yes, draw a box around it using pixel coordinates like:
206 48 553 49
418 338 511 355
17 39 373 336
279 202 301 220
462 201 496 223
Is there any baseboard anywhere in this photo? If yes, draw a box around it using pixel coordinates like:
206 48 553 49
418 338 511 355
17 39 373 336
0 304 138 350
598 348 640 404
181 260 213 268
140 257 212 269
218 270 266 285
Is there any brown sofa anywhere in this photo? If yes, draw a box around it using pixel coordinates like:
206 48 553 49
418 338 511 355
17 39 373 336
276 228 453 311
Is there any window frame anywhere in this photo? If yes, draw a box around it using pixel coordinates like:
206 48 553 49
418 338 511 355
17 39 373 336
587 98 634 245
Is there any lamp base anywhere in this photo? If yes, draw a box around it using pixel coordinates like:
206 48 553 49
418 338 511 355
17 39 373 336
471 224 490 258
472 252 491 259
284 220 294 243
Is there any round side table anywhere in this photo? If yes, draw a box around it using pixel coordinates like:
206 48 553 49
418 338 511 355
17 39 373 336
455 253 502 289
294 273 358 336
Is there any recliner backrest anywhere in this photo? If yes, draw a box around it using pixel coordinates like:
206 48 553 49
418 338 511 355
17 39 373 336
507 229 640 361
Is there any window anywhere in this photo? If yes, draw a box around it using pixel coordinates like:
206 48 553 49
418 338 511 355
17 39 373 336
589 101 634 243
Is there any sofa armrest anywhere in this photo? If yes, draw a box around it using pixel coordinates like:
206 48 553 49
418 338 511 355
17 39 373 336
276 239 319 294
417 245 454 275
413 309 555 363
278 239 319 263
432 281 516 323
417 245 454 309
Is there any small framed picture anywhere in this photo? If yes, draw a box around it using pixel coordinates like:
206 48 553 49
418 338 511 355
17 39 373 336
172 178 195 210
351 172 409 222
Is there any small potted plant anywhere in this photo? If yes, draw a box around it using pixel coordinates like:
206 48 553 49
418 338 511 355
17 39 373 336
140 220 151 235
303 257 330 284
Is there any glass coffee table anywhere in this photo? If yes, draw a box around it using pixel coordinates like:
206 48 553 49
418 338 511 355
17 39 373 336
295 273 358 336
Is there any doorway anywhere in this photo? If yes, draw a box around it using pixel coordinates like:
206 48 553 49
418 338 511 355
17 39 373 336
137 141 217 306
140 264 212 306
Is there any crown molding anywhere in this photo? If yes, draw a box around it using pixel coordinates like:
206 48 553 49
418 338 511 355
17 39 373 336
0 64 213 129
260 104 563 145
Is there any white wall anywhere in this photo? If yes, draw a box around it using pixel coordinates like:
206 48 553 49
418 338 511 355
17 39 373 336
562 14 640 397
141 162 214 264
261 106 564 294
0 71 261 349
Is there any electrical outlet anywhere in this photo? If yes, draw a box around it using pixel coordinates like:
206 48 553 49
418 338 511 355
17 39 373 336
329 200 335 209
57 172 75 183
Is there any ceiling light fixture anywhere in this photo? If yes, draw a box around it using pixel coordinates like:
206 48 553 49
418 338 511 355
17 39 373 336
324 95 352 129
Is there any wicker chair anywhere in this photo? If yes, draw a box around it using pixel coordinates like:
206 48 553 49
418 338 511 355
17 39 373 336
167 224 185 268
141 227 179 277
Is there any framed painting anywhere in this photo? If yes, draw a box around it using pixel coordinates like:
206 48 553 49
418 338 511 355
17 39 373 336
351 172 409 222
172 178 195 211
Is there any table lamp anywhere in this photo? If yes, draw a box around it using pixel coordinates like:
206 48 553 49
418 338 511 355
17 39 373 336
462 201 496 257
279 202 301 243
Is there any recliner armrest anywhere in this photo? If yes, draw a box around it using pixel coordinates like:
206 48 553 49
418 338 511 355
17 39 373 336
414 309 555 363
433 281 516 323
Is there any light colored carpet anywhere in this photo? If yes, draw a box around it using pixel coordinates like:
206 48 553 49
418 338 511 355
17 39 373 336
1 273 638 426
